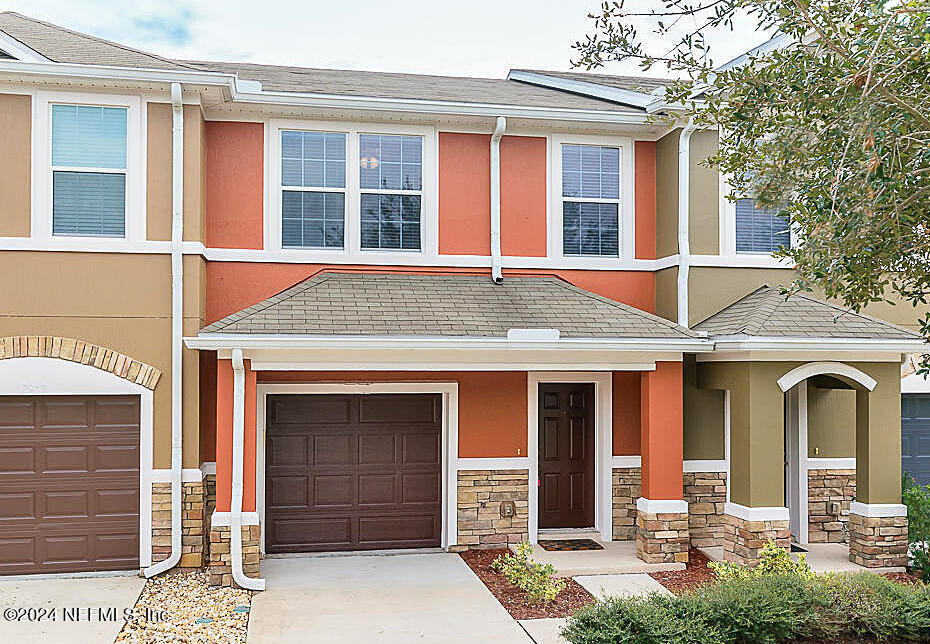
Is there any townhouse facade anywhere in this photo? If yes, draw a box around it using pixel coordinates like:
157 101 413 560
0 12 922 587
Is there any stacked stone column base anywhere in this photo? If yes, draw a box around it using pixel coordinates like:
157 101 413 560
208 524 261 587
722 513 789 565
635 503 689 564
151 481 206 568
848 512 908 568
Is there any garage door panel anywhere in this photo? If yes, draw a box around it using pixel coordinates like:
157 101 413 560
0 395 139 574
268 435 308 466
266 393 441 553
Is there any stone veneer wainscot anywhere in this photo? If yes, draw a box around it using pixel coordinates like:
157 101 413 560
455 469 528 550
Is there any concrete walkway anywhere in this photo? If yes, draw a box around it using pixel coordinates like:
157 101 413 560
248 553 531 643
0 573 145 644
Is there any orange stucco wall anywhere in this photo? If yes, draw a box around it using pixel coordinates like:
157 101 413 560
439 132 490 255
205 263 656 325
257 371 528 458
613 371 641 456
500 136 547 257
216 357 258 513
640 361 683 500
205 121 264 249
634 141 657 260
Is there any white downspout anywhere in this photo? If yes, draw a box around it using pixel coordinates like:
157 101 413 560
677 117 697 328
490 116 507 284
144 82 184 577
230 349 265 590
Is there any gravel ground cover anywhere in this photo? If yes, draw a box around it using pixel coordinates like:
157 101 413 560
115 571 251 643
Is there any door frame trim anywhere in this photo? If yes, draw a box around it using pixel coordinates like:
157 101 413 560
785 383 809 544
0 357 152 569
527 372 612 543
255 382 459 554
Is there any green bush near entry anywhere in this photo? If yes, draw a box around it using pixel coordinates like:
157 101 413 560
709 539 814 582
562 563 930 643
491 541 566 603
903 473 930 580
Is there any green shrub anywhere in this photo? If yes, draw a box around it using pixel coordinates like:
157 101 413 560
491 541 566 603
709 539 813 581
903 473 930 580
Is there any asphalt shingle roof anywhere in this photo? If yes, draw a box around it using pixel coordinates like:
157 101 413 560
201 272 701 339
512 69 670 94
694 286 920 340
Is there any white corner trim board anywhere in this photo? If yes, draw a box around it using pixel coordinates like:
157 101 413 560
724 502 790 522
636 497 688 514
211 511 261 527
612 456 642 468
849 502 907 518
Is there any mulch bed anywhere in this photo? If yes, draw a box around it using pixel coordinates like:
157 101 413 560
648 548 718 595
460 548 595 619
882 570 923 584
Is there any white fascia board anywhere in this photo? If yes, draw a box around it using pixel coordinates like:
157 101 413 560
0 31 51 62
0 59 239 91
710 335 927 353
184 334 714 352
507 70 654 109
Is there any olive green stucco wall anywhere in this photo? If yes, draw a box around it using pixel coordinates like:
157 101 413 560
655 267 678 323
688 130 719 256
697 360 901 507
655 130 679 259
807 385 856 458
683 355 725 460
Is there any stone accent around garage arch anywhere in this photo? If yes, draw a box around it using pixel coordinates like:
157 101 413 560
0 336 161 390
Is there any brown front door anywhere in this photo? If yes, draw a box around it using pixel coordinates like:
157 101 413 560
0 395 140 575
538 383 595 529
265 393 442 553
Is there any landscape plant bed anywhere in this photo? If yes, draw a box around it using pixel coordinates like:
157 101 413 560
648 548 717 594
460 548 594 619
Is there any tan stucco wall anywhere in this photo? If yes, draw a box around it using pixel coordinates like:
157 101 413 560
654 267 678 323
807 385 856 458
683 355 725 460
0 93 31 237
655 130 679 259
146 103 205 243
698 360 901 507
0 251 205 469
689 130 719 255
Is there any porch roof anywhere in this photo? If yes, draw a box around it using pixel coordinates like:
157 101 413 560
695 286 921 340
200 271 702 341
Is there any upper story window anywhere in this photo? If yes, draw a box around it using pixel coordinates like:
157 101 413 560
51 104 128 237
735 197 791 254
560 144 620 257
276 127 426 253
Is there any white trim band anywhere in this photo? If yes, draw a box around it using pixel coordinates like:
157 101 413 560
636 497 688 514
200 461 217 476
724 502 790 522
612 456 642 468
807 457 856 470
850 502 907 518
683 459 727 473
151 468 204 483
211 511 261 526
456 457 529 470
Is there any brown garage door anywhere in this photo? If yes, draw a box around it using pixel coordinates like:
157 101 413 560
265 393 442 553
0 395 140 575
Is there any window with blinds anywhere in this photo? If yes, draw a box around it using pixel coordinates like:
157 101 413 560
51 104 128 237
735 198 791 253
359 134 422 251
281 131 346 248
561 144 620 257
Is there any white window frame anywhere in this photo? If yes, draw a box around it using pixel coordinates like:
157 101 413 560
32 91 144 244
550 133 634 265
718 171 798 265
268 119 437 260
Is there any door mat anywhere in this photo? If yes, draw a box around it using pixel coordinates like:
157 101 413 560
790 544 807 553
538 539 604 551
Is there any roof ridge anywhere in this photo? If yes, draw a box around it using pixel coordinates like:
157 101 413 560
740 286 786 335
1 11 201 70
202 272 332 332
514 68 671 83
548 277 702 339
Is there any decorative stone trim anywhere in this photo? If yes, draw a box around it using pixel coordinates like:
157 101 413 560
0 336 161 389
151 481 206 568
636 509 689 564
208 524 261 587
454 469 528 550
848 512 908 568
684 471 727 547
808 469 855 544
722 514 789 565
612 467 640 540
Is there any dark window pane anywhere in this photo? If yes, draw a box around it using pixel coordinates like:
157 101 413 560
562 201 618 257
736 198 791 253
562 143 620 199
360 193 421 250
53 171 125 237
281 131 346 188
281 190 344 248
359 134 421 191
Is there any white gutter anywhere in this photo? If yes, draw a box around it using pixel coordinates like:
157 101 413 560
490 116 507 284
184 334 714 352
144 82 184 578
708 337 928 353
677 116 697 328
230 349 265 591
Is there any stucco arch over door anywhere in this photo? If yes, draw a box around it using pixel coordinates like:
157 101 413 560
0 336 162 389
776 361 877 393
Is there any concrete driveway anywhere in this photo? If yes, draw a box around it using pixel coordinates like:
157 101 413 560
247 552 531 643
0 573 145 643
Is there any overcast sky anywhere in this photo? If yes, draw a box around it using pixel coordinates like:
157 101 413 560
5 1 769 78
